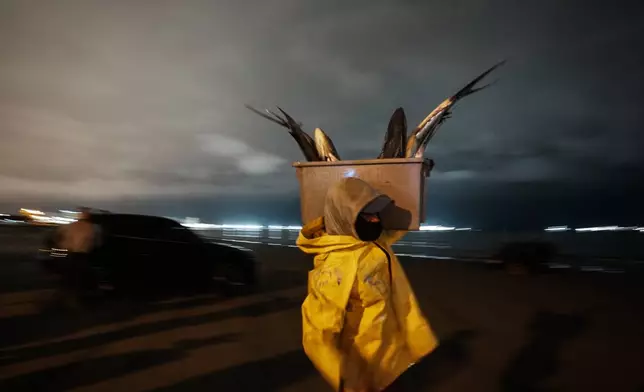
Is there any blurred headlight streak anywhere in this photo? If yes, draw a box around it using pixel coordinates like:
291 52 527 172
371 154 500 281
20 208 44 215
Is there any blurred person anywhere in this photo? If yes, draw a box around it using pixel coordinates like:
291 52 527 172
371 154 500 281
296 177 438 392
50 207 101 310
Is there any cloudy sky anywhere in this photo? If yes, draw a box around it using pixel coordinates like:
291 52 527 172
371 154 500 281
1 0 643 228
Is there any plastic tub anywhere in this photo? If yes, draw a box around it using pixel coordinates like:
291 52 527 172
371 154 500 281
292 158 434 230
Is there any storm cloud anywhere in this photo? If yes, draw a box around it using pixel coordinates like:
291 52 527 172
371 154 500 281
1 0 642 226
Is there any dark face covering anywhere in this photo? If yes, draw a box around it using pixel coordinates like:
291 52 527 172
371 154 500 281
355 215 383 242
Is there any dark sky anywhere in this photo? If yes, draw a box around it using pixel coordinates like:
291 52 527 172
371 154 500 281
1 0 643 229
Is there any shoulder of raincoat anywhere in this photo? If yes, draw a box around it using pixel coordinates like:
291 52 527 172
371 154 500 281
296 178 438 391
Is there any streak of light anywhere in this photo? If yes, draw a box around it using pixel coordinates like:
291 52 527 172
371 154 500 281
575 226 619 232
181 223 222 230
419 225 455 231
268 225 302 230
545 226 570 232
20 208 44 215
220 224 264 230
31 215 76 224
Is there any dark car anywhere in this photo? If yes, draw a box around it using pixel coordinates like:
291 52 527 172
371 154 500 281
38 213 259 294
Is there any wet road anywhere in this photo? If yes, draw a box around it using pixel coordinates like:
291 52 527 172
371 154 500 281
1 230 644 391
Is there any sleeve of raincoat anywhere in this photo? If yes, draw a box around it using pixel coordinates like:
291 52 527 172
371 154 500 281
301 257 358 391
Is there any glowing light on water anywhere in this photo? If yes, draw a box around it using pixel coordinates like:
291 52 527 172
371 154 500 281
545 226 570 232
220 224 264 230
575 226 620 232
419 225 455 232
268 225 302 231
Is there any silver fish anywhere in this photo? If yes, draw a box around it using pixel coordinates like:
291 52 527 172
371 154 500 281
245 104 321 161
378 107 407 159
314 128 341 162
406 60 506 158
406 110 447 158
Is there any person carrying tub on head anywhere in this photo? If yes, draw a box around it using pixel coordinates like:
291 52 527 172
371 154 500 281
297 177 438 392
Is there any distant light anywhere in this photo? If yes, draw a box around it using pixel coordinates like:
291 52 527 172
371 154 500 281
221 224 264 230
181 222 220 230
545 226 570 232
179 223 301 231
52 217 76 224
575 226 619 232
0 213 8 217
20 208 44 215
172 220 644 234
268 225 302 231
419 225 455 232
2 219 24 224
59 210 80 215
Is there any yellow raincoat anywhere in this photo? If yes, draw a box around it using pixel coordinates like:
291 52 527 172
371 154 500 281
297 177 438 391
